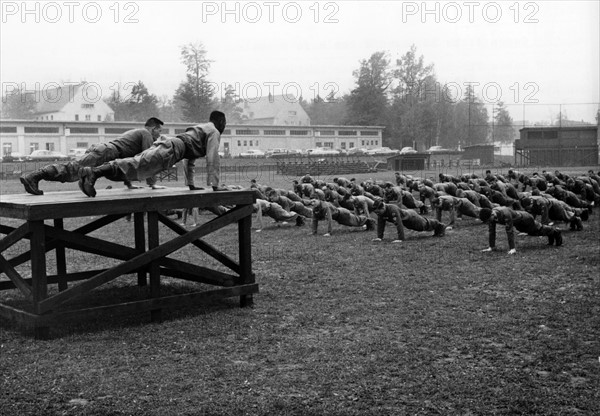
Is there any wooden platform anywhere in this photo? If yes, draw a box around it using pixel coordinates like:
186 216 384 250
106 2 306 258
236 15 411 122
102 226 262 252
0 187 258 338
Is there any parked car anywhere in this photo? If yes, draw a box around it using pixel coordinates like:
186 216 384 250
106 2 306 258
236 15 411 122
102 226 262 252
1 152 26 162
347 147 368 155
427 145 450 153
306 147 340 156
365 147 400 156
399 147 418 154
265 148 300 158
238 149 266 158
26 150 70 162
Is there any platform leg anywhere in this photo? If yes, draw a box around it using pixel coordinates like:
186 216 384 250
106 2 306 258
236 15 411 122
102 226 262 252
147 211 161 322
238 212 254 308
54 218 68 291
30 220 50 336
134 212 147 286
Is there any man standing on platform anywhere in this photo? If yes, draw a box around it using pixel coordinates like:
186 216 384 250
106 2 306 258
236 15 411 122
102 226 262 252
78 111 227 197
20 117 164 195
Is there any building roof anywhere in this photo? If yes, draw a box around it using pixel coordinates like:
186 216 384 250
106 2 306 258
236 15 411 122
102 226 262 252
33 83 87 115
519 125 597 131
462 143 495 148
241 94 309 123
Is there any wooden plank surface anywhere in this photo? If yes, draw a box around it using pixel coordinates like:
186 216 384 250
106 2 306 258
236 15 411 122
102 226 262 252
0 188 255 220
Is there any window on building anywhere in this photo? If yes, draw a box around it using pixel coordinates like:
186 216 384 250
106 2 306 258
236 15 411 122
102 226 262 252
361 140 365 146
338 130 357 136
255 141 259 147
243 140 247 146
237 140 241 147
360 130 379 136
236 129 259 135
341 142 346 149
2 143 12 156
290 130 309 135
375 140 378 146
76 142 88 148
50 115 54 120
75 114 79 121
324 142 333 148
264 129 286 135
24 127 59 134
30 143 40 153
68 127 98 134
318 130 335 136
249 140 253 146
46 143 55 151
316 142 322 147
97 115 102 121
528 131 543 139
105 127 130 134
349 143 355 148
85 115 91 121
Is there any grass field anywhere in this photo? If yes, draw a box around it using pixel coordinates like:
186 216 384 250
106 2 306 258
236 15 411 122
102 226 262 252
1 165 599 415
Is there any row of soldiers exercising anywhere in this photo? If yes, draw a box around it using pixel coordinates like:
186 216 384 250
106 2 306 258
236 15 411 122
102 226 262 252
179 178 561 253
248 185 560 253
252 181 447 239
435 169 600 206
289 176 589 233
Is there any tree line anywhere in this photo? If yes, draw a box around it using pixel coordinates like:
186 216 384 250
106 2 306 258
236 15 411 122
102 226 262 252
3 42 565 151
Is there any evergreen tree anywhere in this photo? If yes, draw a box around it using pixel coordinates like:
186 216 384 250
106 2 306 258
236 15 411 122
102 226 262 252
388 45 436 150
174 42 216 123
106 81 159 122
216 84 245 124
492 101 515 143
1 88 37 119
345 51 391 127
455 84 489 147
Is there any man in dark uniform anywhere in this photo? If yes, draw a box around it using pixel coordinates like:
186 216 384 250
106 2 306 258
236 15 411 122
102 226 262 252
311 200 374 236
522 195 588 231
20 117 164 195
371 199 447 243
479 206 562 254
79 112 227 197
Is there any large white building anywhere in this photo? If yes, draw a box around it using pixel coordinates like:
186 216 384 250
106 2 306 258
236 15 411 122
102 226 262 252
239 94 310 126
0 120 384 157
31 82 115 122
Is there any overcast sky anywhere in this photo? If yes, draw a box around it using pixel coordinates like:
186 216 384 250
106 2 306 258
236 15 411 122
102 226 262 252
1 0 598 123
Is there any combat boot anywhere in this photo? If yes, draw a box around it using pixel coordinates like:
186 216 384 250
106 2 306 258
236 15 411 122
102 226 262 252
79 163 123 197
433 222 446 237
554 229 563 246
547 231 555 245
79 167 98 197
365 218 375 231
20 171 46 195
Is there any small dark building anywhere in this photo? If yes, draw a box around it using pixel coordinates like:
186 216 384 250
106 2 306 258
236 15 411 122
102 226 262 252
461 144 495 165
386 153 430 171
515 126 599 166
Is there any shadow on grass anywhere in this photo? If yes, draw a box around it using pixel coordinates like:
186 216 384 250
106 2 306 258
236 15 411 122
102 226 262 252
1 277 244 339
